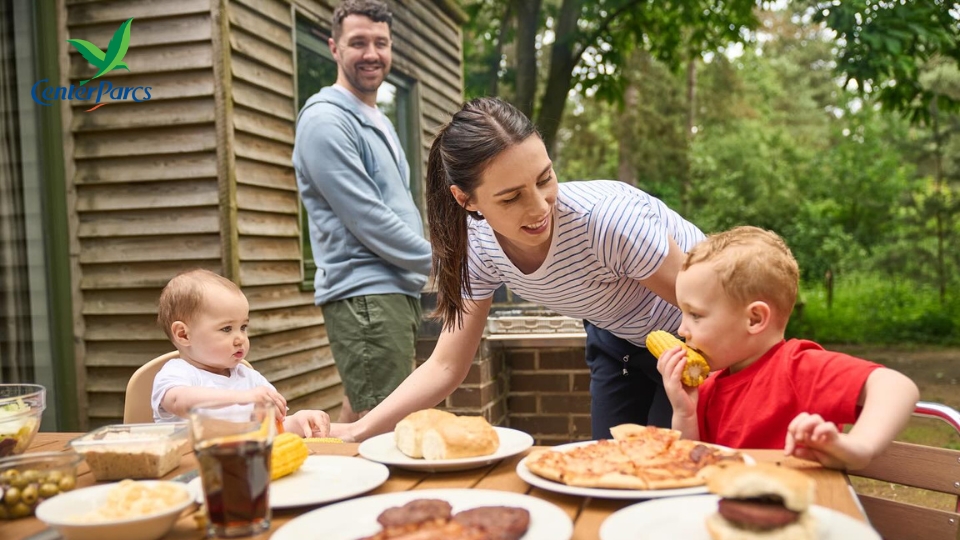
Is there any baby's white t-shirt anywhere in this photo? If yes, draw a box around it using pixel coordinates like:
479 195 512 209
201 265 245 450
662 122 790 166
151 358 275 422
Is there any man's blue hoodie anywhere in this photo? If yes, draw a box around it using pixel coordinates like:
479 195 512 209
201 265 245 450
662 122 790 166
293 86 431 305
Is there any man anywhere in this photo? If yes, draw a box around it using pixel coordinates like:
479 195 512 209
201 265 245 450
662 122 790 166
293 0 431 422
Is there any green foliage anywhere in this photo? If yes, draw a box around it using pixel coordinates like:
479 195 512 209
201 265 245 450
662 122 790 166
806 0 960 122
574 0 760 102
466 2 960 346
788 273 960 345
461 0 762 153
557 51 690 193
804 108 914 252
462 0 515 100
688 118 805 233
556 98 620 181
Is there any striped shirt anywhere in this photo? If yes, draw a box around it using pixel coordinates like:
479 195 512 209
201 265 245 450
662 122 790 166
465 180 705 346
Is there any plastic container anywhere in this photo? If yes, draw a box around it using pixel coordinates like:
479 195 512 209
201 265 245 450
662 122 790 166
486 315 584 334
0 451 82 519
70 423 188 481
0 384 46 458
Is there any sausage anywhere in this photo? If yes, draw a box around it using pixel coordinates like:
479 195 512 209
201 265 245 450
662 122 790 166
718 498 800 530
453 506 531 540
377 499 453 528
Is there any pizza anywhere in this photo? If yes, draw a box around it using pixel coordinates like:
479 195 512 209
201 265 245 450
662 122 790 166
524 424 745 490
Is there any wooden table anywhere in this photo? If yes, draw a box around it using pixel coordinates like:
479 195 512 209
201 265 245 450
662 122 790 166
4 433 868 539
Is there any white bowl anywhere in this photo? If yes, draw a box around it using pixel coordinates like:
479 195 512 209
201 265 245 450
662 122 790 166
35 480 194 540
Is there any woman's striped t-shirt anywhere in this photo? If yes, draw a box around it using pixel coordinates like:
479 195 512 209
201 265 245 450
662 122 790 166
465 180 705 347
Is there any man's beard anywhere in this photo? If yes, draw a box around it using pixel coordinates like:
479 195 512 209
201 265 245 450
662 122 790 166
346 63 387 95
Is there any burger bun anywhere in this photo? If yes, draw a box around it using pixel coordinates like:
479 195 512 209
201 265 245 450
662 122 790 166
707 463 815 512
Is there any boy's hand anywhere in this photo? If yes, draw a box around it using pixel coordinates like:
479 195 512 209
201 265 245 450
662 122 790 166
243 386 287 419
284 410 331 438
784 412 872 470
656 346 698 418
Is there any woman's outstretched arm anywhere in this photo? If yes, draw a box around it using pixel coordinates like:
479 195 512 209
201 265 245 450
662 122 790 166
332 297 493 442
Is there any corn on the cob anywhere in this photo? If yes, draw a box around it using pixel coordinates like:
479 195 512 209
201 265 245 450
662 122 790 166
645 330 711 387
271 432 308 480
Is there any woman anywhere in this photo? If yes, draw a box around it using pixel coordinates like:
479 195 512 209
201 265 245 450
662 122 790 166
332 97 704 442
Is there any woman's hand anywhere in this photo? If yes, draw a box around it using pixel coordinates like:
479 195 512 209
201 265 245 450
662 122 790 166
329 423 357 442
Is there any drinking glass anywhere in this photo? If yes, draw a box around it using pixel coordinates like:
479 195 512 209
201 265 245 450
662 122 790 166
188 401 275 537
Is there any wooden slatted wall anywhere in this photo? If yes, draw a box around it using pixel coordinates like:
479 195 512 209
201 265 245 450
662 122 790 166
66 0 223 428
222 0 343 418
64 0 463 427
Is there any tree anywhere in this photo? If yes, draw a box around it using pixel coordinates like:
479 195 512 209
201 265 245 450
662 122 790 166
806 0 960 123
463 0 514 98
463 0 762 155
555 49 690 204
802 1 960 303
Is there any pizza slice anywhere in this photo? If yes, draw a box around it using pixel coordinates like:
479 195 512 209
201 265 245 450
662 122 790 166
524 425 746 491
609 424 681 444
526 440 635 485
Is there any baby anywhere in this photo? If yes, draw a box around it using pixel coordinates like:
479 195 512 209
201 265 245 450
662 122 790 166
151 269 330 437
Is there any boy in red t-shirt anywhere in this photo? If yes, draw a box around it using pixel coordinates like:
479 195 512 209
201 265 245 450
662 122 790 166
656 226 918 470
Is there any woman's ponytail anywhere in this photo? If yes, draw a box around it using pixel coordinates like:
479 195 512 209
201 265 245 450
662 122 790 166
427 130 472 330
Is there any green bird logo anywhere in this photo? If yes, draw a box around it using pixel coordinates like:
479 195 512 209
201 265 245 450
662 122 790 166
67 17 133 86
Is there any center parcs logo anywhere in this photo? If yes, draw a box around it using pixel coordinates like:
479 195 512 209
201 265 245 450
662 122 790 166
32 18 152 112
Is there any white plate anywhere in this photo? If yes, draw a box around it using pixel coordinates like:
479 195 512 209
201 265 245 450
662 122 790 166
516 440 755 499
189 455 389 509
358 426 534 472
599 494 880 540
271 488 573 540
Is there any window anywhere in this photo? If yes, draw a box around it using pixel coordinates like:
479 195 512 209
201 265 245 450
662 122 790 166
0 0 65 427
294 18 421 291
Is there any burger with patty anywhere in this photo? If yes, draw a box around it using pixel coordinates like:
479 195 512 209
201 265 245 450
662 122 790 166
706 463 817 540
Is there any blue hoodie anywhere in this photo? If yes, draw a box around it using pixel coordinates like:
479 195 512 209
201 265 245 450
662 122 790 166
293 86 431 305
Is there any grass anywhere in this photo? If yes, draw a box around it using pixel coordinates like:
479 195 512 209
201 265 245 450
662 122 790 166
830 344 960 511
790 272 960 345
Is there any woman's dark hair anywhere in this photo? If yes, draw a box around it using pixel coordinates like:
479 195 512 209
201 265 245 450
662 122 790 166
427 97 539 330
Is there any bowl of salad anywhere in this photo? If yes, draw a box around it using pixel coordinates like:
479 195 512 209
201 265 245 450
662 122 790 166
0 385 45 458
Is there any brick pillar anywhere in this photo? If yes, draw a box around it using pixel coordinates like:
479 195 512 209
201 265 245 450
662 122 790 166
415 330 508 426
503 346 592 445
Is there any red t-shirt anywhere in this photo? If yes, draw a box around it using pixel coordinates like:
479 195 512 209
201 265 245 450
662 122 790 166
697 339 882 449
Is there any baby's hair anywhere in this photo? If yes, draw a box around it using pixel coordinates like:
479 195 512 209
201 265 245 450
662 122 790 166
684 226 799 325
157 269 242 341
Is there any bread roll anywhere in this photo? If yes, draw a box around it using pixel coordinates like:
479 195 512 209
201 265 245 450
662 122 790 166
395 409 456 458
707 463 814 512
421 416 499 460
